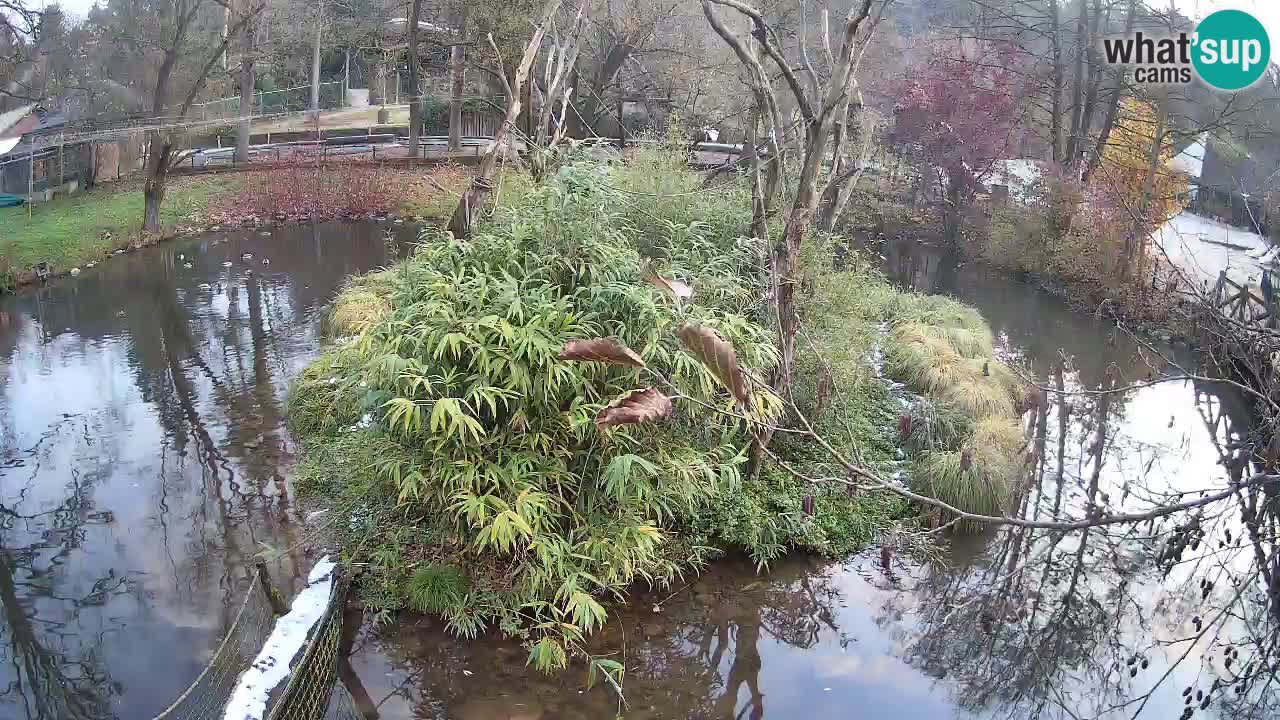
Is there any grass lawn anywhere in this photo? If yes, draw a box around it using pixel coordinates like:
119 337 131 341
0 175 241 290
0 163 483 292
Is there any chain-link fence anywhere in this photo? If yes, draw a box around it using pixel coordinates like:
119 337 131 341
150 578 278 720
147 561 353 720
267 573 349 720
193 82 346 123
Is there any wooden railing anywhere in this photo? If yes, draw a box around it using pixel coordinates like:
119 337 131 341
1212 270 1275 328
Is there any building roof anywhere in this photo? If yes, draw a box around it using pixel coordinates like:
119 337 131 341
0 104 37 137
1169 132 1207 179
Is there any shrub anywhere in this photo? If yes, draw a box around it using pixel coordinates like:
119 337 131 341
234 159 398 221
292 155 781 670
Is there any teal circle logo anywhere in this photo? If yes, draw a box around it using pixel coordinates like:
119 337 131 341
1193 10 1270 91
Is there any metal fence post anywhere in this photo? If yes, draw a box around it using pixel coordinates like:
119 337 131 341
27 145 34 222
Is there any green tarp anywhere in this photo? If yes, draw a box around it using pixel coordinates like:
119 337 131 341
0 194 25 208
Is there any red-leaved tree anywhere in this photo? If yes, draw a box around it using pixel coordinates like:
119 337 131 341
891 42 1026 243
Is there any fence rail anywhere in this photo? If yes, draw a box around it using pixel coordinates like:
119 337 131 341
192 81 346 123
1212 270 1275 326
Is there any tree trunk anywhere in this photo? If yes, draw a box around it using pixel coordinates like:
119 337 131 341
370 58 386 106
745 106 768 240
580 43 632 134
310 2 323 118
1065 0 1087 165
1083 0 1136 185
407 0 423 156
448 43 464 151
1048 0 1064 165
143 134 173 234
818 93 874 232
817 175 861 232
1075 0 1103 168
943 170 964 245
235 10 256 165
1127 101 1168 275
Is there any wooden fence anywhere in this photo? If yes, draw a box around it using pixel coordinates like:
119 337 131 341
1212 270 1276 328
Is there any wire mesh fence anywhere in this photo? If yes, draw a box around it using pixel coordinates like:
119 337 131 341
193 82 346 123
145 563 352 720
267 574 348 720
151 578 278 720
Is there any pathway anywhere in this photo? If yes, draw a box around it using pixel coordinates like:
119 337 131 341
1154 210 1271 288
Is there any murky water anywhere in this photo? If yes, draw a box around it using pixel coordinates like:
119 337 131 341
3 226 1273 720
0 222 415 719
345 238 1277 720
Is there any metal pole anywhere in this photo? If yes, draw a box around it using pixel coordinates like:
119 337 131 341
27 145 34 222
617 101 624 148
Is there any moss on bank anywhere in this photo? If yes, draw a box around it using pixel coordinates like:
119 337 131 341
287 145 1023 668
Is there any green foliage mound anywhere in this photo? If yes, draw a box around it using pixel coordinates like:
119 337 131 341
290 145 1019 668
291 156 782 670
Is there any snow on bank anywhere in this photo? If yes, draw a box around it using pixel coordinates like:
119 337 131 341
223 556 337 720
1152 211 1270 288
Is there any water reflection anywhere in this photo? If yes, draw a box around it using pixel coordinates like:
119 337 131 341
348 237 1280 719
0 222 412 719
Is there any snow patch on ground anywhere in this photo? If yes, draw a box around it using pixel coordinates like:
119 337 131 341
1153 211 1270 288
986 159 1045 202
222 556 337 720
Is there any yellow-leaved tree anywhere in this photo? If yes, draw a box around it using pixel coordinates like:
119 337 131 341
1098 98 1189 262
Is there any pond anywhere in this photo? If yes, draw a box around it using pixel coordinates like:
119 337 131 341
0 222 416 719
0 227 1272 720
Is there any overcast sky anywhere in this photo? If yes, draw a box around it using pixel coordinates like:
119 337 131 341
43 0 1280 65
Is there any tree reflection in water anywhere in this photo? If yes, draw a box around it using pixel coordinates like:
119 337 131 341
352 556 856 720
0 454 125 719
891 362 1280 720
0 222 413 717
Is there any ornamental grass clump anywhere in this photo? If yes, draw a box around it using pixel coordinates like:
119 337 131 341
887 294 1029 528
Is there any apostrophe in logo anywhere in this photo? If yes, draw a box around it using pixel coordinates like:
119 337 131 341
1101 9 1271 92
1192 9 1270 91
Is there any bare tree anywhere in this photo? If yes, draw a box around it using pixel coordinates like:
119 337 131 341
447 0 565 238
700 0 879 425
0 0 39 107
529 3 587 179
576 0 680 134
139 0 265 233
